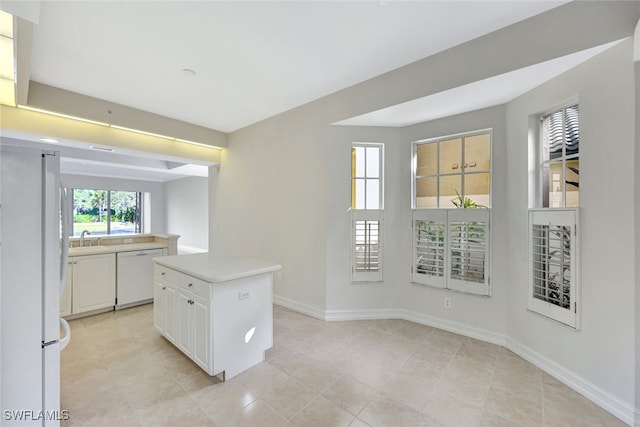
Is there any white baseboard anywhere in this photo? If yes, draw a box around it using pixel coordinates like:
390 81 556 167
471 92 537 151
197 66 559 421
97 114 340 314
399 309 507 347
325 307 401 321
273 294 326 320
272 294 635 425
506 338 634 426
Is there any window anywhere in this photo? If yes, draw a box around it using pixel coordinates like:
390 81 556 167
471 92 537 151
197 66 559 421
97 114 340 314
412 130 491 296
413 131 491 209
351 143 383 282
540 104 579 208
528 103 580 327
528 209 579 328
71 189 142 236
413 209 490 295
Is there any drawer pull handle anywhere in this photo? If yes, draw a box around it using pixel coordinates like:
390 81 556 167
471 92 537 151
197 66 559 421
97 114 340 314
162 286 166 290
188 283 193 287
161 272 166 275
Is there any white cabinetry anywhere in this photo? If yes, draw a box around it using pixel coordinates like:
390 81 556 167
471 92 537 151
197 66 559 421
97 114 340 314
67 254 116 315
154 280 176 343
155 266 211 373
117 248 166 308
153 254 279 380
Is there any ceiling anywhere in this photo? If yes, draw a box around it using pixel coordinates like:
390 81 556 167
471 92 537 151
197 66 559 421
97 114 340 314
27 1 569 133
5 1 586 180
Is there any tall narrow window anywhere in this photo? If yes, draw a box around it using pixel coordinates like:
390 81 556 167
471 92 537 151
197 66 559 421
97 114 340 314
529 103 580 328
412 130 491 296
541 104 579 208
71 189 142 236
351 143 383 282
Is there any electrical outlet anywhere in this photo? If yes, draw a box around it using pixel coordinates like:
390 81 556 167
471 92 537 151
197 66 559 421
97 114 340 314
239 291 251 300
276 271 283 282
444 297 452 308
124 238 133 244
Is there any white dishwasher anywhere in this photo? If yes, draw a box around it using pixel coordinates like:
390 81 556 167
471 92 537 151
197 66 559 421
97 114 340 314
116 248 166 309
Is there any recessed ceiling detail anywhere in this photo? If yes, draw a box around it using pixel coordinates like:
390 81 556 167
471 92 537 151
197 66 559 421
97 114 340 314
334 40 622 128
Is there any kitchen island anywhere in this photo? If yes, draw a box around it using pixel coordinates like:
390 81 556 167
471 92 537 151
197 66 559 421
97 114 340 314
153 252 281 380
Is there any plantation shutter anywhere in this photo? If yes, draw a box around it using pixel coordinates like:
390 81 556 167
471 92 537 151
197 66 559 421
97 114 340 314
412 210 447 288
352 210 383 282
528 209 579 328
447 209 490 295
412 209 490 295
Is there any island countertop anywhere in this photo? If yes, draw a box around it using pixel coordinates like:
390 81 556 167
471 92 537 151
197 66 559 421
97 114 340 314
153 252 281 283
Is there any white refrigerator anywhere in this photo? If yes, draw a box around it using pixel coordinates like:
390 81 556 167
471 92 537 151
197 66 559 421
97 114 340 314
1 142 70 426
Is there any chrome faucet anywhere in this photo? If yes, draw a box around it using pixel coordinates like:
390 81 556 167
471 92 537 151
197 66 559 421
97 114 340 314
80 230 91 247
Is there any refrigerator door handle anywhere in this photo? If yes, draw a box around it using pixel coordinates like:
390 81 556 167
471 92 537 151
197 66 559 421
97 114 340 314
60 185 70 295
59 318 71 350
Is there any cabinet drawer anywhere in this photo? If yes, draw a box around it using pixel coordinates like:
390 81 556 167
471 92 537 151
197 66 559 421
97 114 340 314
154 265 210 300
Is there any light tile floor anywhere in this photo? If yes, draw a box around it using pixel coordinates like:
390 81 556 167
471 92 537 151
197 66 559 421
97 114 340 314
61 304 626 427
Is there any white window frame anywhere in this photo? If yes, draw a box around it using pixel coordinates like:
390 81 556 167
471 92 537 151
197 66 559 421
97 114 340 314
351 143 384 282
528 208 579 328
412 209 490 296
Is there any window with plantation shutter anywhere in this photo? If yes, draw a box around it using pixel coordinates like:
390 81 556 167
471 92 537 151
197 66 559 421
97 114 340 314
412 209 490 295
351 143 383 282
528 102 581 327
528 209 579 328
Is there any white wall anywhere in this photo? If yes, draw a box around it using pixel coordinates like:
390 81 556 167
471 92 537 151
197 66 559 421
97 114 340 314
165 176 208 252
505 39 636 410
215 112 329 311
61 174 166 234
326 126 405 314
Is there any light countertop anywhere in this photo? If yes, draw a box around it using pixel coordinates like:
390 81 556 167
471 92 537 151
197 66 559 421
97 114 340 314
154 252 281 283
69 242 168 257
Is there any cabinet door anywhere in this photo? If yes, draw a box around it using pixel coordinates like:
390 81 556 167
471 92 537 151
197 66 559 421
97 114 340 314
72 254 116 314
60 261 73 317
192 295 211 373
175 288 193 357
164 284 176 343
153 280 165 331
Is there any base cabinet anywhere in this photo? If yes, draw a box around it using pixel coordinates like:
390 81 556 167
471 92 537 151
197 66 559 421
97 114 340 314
63 254 116 316
153 261 273 380
156 272 212 373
